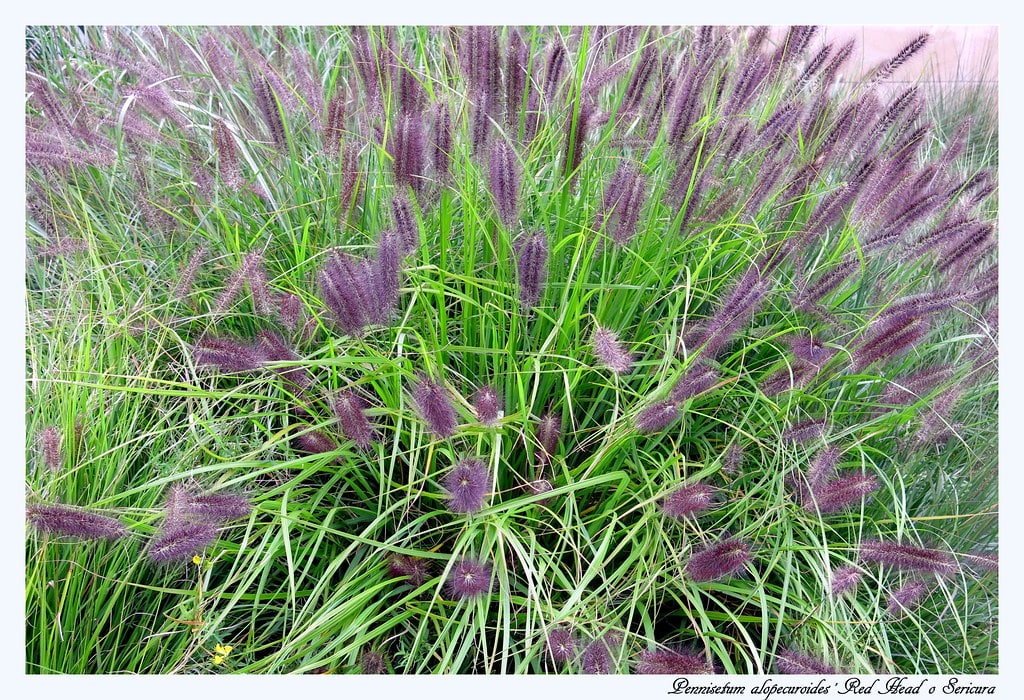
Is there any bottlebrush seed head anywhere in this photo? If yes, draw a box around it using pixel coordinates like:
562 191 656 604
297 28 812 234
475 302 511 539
661 482 716 520
413 375 459 438
805 473 879 514
489 137 520 228
635 648 712 675
859 539 956 576
669 361 719 403
830 565 863 597
360 651 388 674
516 230 549 309
146 521 219 563
334 390 376 450
256 330 311 389
535 412 562 465
580 637 614 675
445 557 493 600
38 425 62 472
635 400 680 434
782 417 828 444
193 336 264 374
178 490 252 524
805 445 841 490
546 626 576 666
292 430 339 457
775 649 839 675
27 503 127 541
444 458 491 514
685 537 752 582
472 385 502 426
722 442 744 474
592 325 633 375
887 578 930 616
387 554 431 587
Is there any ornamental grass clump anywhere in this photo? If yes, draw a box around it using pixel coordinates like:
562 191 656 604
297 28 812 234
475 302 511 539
26 25 997 674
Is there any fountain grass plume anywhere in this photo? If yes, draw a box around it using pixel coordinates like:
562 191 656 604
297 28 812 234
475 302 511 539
859 539 956 576
685 537 752 582
27 503 127 541
412 374 459 438
444 458 490 514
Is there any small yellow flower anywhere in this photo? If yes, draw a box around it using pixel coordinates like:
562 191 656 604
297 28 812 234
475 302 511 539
212 655 225 665
192 555 202 565
214 643 233 656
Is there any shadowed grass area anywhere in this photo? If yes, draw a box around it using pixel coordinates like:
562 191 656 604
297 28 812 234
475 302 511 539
25 25 996 674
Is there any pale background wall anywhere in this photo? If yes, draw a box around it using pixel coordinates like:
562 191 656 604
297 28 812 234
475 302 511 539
771 25 998 86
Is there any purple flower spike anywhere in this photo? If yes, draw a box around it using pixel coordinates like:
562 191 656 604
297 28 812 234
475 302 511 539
193 336 263 374
472 385 502 426
536 412 562 465
581 638 613 675
27 503 127 541
635 648 712 675
256 330 311 389
806 473 879 514
412 375 459 438
38 426 62 472
830 565 863 597
859 540 956 576
334 390 376 450
546 626 576 666
180 491 252 524
516 230 549 309
147 521 219 563
444 458 491 514
685 537 752 582
489 137 520 228
388 554 431 587
669 361 720 403
782 418 828 444
888 578 930 616
661 483 716 520
776 649 839 674
293 430 339 457
635 400 680 434
592 326 633 375
445 557 493 600
806 446 841 490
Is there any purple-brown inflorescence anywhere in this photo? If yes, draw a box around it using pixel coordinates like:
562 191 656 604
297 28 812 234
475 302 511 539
830 565 863 597
805 473 880 514
256 330 311 389
147 521 219 563
193 336 264 374
545 626 576 667
635 400 680 434
775 649 839 674
167 486 252 525
38 425 62 472
859 539 956 576
292 430 339 457
445 557 493 600
444 458 491 514
887 578 930 616
489 136 520 228
661 482 716 520
334 389 376 450
27 503 127 541
412 375 459 438
782 417 828 445
669 361 720 403
388 112 426 193
516 230 549 309
596 160 647 247
387 553 431 587
592 325 633 375
685 537 752 582
535 411 562 465
318 249 384 337
635 648 713 675
472 385 502 426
